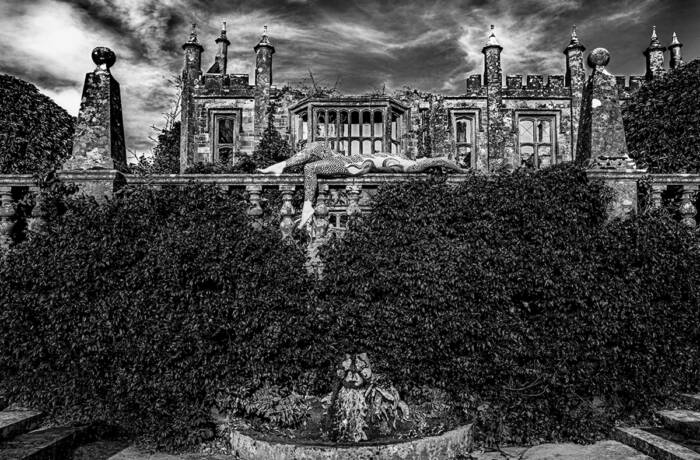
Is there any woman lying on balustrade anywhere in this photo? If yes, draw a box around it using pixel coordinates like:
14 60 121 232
257 142 467 228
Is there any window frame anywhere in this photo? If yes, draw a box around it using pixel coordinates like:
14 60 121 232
449 109 480 169
209 108 242 164
515 112 558 169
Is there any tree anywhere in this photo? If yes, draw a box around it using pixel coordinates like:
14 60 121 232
0 75 74 174
623 59 700 173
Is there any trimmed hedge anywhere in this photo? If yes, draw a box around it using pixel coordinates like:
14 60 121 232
0 75 74 174
623 59 700 173
0 185 318 449
318 165 700 443
0 165 698 449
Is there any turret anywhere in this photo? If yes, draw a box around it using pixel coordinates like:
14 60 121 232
481 25 506 170
254 25 275 136
644 26 666 80
207 21 230 75
669 32 684 70
482 25 503 87
564 25 586 158
180 24 203 172
182 23 203 82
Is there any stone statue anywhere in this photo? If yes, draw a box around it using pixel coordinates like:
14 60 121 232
258 142 467 227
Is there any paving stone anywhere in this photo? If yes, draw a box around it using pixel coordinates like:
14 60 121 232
473 440 649 459
0 411 43 441
614 426 700 460
659 410 700 439
0 426 85 460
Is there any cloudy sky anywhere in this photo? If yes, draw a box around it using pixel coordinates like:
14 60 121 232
1 0 698 156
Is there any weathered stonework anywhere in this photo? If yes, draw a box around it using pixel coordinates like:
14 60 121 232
63 47 126 171
177 23 668 174
644 26 666 81
577 48 635 169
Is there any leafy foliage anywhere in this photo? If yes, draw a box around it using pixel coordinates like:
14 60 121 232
130 122 181 174
0 74 74 174
0 185 318 450
0 165 698 449
318 164 700 444
623 59 700 172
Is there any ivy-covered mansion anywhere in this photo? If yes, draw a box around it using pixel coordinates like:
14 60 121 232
180 22 684 173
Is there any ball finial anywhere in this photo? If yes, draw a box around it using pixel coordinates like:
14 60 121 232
91 47 116 71
587 47 610 68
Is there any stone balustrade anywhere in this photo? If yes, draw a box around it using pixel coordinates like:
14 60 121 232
0 173 469 245
647 174 700 227
0 171 697 251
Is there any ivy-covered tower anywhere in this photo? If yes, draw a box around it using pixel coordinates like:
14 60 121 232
482 25 504 170
180 24 203 172
644 26 666 80
254 26 275 137
564 26 586 158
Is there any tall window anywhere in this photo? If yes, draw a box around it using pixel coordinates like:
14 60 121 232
214 115 236 163
454 116 474 168
518 116 554 168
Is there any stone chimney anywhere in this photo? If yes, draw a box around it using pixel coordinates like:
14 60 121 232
482 25 505 170
669 32 684 70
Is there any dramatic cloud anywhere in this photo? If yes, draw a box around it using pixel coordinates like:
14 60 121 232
0 0 698 154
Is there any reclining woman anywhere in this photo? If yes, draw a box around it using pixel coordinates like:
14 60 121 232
258 142 467 228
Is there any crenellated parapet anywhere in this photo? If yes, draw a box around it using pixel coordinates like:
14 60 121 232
502 74 568 97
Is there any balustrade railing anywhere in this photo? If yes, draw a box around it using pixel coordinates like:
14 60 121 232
647 174 700 228
0 173 469 247
1 171 697 251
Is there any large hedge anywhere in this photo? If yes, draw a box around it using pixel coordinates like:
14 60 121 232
0 75 74 174
623 59 700 172
0 185 318 449
318 165 700 443
0 165 698 449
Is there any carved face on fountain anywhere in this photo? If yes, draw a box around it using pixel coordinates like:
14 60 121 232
336 353 372 389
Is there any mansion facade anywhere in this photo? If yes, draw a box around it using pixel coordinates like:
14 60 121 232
179 23 685 173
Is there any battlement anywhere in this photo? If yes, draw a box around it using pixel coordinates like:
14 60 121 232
502 74 568 97
615 75 645 99
197 73 254 97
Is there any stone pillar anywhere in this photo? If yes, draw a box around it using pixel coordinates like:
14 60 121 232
180 24 204 173
644 26 666 81
564 26 586 159
60 47 127 201
482 25 505 171
0 187 15 251
64 47 126 171
254 26 275 137
580 48 643 219
668 32 684 70
245 184 263 230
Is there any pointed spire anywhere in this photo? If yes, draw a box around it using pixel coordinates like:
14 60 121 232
254 24 275 53
669 31 684 69
650 25 660 46
570 25 579 44
487 24 500 46
564 24 585 53
183 22 204 51
671 31 680 46
188 23 199 44
215 19 230 45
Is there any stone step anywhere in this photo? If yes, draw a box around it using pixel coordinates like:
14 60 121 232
0 426 86 460
681 395 700 411
659 410 700 439
0 411 43 442
614 426 700 460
